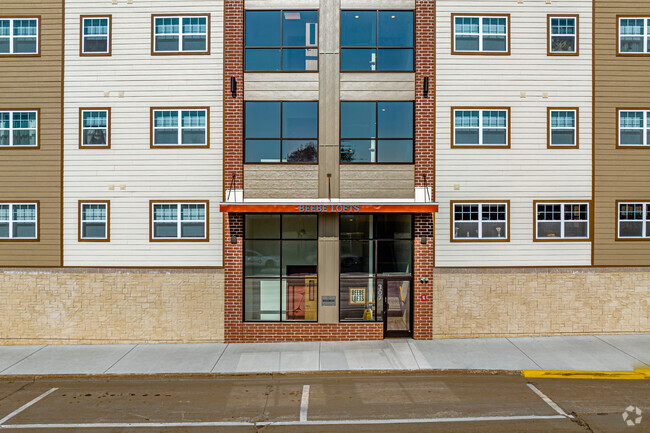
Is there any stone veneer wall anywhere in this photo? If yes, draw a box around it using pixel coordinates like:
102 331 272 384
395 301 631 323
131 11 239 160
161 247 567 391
0 269 224 344
432 267 649 338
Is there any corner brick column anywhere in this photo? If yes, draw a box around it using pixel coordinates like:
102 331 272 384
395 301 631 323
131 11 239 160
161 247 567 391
224 0 245 343
413 1 435 340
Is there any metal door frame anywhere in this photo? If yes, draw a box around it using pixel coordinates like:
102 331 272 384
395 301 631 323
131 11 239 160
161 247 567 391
381 277 413 338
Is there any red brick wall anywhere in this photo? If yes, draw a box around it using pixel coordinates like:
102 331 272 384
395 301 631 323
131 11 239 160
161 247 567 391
413 1 436 340
224 0 244 194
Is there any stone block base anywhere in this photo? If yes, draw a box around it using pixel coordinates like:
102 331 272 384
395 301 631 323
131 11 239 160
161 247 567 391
0 268 224 345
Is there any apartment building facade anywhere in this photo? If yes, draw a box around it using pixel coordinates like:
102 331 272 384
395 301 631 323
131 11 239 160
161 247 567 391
1 0 647 345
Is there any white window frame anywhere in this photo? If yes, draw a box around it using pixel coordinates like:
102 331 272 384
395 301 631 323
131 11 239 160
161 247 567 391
0 202 38 239
452 202 508 240
153 15 209 53
535 202 589 240
618 202 650 239
151 202 207 240
549 109 577 147
80 202 108 240
152 108 208 147
618 17 650 54
80 109 109 148
453 15 509 53
453 108 509 147
0 110 38 147
0 17 39 55
549 16 577 54
619 110 650 147
81 16 110 54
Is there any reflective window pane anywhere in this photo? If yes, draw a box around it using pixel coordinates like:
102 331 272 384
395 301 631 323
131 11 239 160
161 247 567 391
378 102 413 138
341 102 376 138
538 222 561 238
340 240 372 275
282 214 317 239
83 222 106 239
282 48 318 71
245 279 281 321
340 278 376 321
282 11 318 46
340 214 372 240
341 48 376 71
283 277 318 321
282 102 318 138
283 140 317 163
620 221 642 237
245 140 281 163
13 222 35 238
377 240 412 274
245 11 281 46
282 240 317 275
245 240 281 276
377 48 413 71
378 11 413 47
377 140 413 163
340 140 374 163
245 48 281 71
245 214 280 239
376 214 411 239
245 102 281 138
341 11 376 46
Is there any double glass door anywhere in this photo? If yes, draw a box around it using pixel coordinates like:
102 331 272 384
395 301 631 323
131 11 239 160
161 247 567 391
378 278 412 338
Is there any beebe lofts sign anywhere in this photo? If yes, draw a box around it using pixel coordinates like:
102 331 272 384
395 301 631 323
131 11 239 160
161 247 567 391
219 202 439 214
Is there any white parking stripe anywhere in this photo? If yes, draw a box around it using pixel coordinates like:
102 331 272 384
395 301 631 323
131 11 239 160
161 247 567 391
0 415 567 429
0 388 58 426
526 384 573 418
300 385 310 422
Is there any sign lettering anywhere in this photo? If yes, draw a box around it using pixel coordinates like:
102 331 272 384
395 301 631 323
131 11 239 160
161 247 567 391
298 204 360 213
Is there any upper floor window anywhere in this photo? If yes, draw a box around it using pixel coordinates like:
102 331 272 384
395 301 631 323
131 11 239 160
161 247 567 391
618 202 650 239
548 108 578 148
151 202 208 241
81 16 111 55
548 15 578 55
0 110 38 147
341 10 413 71
452 14 509 54
535 202 589 240
153 15 209 54
452 108 510 148
340 101 414 163
452 202 509 241
245 101 318 163
245 10 318 71
0 203 38 240
151 108 208 148
619 17 650 54
618 110 650 147
79 201 109 241
0 17 39 55
80 109 110 148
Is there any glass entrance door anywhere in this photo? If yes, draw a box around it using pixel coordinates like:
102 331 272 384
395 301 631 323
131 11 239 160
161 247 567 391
381 278 412 338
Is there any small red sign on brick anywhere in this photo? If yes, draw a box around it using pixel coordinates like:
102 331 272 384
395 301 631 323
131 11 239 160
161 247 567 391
421 294 427 302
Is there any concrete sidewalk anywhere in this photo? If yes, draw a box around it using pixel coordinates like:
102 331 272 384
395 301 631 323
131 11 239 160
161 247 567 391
0 334 647 376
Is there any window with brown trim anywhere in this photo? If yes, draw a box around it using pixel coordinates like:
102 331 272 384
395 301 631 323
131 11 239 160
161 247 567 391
80 16 111 56
78 201 110 242
150 108 209 148
0 17 39 56
618 16 650 55
452 14 510 55
534 202 589 241
617 202 650 239
451 201 510 242
548 108 578 148
0 109 39 148
79 108 110 148
618 109 650 147
548 15 578 56
452 107 510 148
150 201 209 241
0 202 39 241
152 14 210 55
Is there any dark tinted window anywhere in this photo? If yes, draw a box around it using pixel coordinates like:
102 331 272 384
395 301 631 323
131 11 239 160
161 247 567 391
341 10 414 71
245 10 318 71
245 101 318 163
340 101 413 163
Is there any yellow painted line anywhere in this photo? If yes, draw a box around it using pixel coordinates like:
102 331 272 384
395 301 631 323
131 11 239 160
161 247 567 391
522 370 647 380
633 368 650 378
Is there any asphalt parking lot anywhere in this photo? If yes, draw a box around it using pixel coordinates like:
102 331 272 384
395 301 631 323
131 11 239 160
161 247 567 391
0 373 647 432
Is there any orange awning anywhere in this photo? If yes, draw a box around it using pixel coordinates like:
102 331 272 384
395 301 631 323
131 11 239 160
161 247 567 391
219 202 438 214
